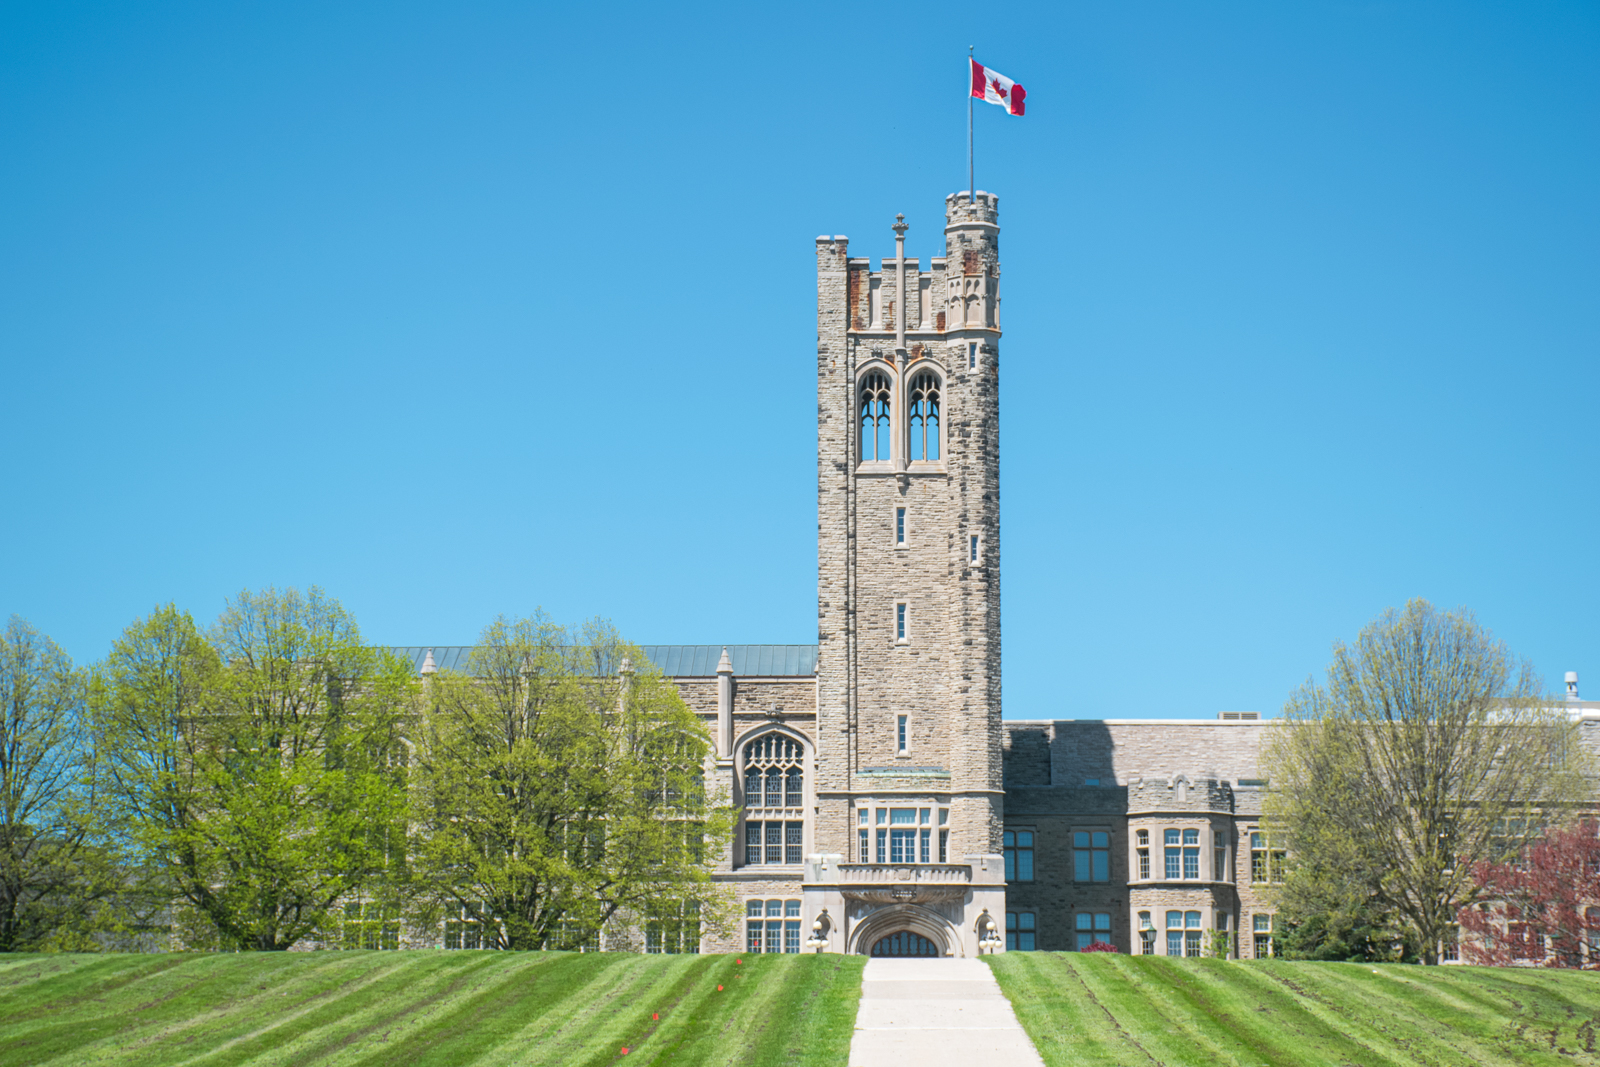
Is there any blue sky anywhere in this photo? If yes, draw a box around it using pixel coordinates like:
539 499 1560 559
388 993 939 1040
2 1 1596 719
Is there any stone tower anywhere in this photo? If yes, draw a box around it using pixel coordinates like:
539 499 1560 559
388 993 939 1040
802 192 1007 956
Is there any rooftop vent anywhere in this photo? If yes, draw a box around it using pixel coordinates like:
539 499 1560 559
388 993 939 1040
1217 711 1260 721
1566 671 1580 701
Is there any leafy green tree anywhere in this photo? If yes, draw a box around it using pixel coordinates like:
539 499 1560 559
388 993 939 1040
1263 599 1591 964
1273 861 1418 962
411 613 734 951
97 591 415 950
0 616 123 950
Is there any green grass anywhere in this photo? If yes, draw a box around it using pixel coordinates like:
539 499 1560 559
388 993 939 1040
988 952 1600 1067
0 950 865 1067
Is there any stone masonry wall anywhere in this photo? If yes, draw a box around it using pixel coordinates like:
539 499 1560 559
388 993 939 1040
1000 723 1272 954
815 192 1006 876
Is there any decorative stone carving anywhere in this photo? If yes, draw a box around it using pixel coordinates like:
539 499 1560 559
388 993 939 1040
841 885 969 905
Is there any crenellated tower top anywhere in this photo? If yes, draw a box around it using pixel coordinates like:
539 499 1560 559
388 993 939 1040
945 190 999 229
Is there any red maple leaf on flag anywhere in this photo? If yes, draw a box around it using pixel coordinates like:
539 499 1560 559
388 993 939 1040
991 78 1008 99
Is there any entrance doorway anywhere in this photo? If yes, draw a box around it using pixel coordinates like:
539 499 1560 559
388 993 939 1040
870 930 940 957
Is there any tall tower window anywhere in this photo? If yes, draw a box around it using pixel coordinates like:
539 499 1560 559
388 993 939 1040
968 342 977 370
859 372 892 462
897 715 908 754
895 603 908 643
908 372 941 462
895 507 907 546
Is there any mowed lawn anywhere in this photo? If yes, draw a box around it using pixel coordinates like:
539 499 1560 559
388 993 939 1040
0 950 865 1067
990 952 1600 1067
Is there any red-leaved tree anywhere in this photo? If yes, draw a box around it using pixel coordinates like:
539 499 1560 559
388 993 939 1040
1458 821 1600 968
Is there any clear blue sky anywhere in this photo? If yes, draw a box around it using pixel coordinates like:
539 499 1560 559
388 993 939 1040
3 2 1596 719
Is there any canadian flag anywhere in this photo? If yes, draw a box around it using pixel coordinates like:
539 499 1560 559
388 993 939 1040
971 59 1025 116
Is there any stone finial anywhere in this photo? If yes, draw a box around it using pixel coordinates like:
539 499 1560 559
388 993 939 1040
891 213 908 238
420 648 437 675
716 647 733 675
619 654 633 676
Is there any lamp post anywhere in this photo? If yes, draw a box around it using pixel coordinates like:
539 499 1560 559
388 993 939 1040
978 914 1004 955
805 911 831 953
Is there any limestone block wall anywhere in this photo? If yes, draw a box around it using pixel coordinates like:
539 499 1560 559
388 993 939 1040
815 192 1006 873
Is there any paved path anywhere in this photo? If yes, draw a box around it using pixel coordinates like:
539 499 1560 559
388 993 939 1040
847 957 1046 1067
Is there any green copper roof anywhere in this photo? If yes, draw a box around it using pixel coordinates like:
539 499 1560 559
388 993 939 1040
388 644 816 678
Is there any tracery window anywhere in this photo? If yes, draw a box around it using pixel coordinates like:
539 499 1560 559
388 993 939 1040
908 371 940 462
859 372 892 462
744 733 804 807
742 733 805 866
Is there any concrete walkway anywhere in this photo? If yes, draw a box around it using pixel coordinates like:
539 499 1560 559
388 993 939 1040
848 957 1046 1067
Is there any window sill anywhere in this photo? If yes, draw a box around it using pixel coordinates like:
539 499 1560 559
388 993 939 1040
854 464 949 476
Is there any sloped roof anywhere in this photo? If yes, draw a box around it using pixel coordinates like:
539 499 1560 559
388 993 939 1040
387 644 816 678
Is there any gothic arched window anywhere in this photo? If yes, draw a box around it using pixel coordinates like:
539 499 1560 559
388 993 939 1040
744 733 804 806
908 371 940 462
859 372 892 462
742 733 806 867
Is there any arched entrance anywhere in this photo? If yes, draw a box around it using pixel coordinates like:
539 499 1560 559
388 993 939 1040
870 930 941 957
848 902 959 957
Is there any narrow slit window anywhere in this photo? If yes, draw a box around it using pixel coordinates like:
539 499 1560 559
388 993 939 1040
968 342 977 370
969 534 979 563
896 507 906 546
895 603 907 643
897 715 908 754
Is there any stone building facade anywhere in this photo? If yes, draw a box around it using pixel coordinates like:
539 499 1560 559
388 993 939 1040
384 191 1600 959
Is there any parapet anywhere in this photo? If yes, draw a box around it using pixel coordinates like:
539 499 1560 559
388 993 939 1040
946 190 999 228
1126 775 1236 815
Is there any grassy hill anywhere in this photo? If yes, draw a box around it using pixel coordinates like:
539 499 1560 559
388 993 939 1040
0 951 865 1067
989 952 1600 1067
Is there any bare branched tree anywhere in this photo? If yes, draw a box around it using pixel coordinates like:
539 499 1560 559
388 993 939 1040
0 616 106 950
1263 599 1593 963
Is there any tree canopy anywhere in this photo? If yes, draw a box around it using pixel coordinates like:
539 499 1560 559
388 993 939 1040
0 616 122 950
1263 599 1592 963
95 590 416 950
409 613 734 951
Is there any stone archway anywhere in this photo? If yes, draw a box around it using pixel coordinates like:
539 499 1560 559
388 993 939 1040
848 903 958 957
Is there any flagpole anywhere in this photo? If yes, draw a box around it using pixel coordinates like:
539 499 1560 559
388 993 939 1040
968 46 975 203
